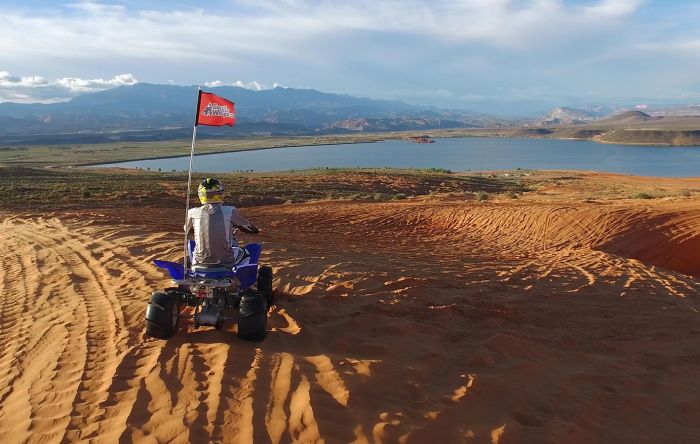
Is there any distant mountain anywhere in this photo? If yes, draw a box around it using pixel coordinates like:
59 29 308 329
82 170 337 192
599 110 660 123
646 105 700 117
536 106 608 125
0 83 503 144
536 104 700 126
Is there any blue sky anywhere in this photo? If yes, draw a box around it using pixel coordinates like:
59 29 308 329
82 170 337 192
0 0 699 115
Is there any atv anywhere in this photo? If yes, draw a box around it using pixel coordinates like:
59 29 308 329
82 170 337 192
146 236 273 341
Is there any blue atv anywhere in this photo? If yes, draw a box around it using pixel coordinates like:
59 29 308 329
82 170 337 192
147 239 273 341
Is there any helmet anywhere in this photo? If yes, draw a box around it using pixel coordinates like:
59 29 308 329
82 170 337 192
198 177 224 204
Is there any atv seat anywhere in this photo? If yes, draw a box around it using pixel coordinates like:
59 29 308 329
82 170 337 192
191 264 233 273
190 263 237 280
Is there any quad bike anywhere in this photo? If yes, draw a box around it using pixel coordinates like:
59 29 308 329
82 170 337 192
146 234 273 341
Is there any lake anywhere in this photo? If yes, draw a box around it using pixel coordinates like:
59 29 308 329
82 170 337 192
97 137 700 177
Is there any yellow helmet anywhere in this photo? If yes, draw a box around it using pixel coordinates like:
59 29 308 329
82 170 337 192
198 177 224 204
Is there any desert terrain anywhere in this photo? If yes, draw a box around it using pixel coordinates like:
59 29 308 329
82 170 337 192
0 167 699 443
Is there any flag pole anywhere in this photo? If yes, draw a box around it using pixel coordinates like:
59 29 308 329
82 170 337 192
184 87 203 270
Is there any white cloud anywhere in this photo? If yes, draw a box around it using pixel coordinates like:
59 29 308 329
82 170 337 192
635 39 700 55
581 0 641 16
65 1 126 15
1 0 695 109
204 80 286 90
0 0 644 68
0 71 49 87
381 88 488 105
0 72 138 103
54 73 137 92
234 0 643 45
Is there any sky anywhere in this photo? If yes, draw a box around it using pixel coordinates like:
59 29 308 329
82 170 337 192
0 0 699 115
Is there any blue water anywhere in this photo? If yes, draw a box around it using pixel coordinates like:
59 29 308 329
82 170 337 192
97 137 700 177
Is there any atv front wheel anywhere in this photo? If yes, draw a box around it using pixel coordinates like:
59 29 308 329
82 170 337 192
238 291 268 341
257 265 274 306
146 291 180 339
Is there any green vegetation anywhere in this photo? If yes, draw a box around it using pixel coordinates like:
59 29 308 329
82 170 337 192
475 191 489 202
631 192 653 199
423 167 452 174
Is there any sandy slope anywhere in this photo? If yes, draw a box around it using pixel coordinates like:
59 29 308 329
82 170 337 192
1 191 699 443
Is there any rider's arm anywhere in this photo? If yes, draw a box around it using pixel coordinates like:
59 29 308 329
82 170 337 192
230 208 259 234
184 209 194 234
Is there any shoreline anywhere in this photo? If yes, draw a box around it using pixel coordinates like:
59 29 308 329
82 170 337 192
86 131 700 168
80 139 388 168
3 127 700 170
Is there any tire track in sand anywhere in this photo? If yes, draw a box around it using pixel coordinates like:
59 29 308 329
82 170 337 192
0 217 156 442
1 197 699 444
0 219 82 441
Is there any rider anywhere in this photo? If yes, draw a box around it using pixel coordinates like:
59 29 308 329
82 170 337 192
184 177 259 268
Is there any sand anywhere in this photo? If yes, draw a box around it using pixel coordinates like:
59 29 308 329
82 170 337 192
1 174 699 443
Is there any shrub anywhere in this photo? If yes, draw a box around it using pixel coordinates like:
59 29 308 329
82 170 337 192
82 190 91 199
475 191 489 202
632 192 653 199
393 193 407 200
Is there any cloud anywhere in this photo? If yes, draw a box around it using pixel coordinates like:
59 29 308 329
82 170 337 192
235 0 644 45
0 71 49 87
581 0 641 16
0 72 137 103
54 73 137 92
0 1 697 111
204 80 285 90
635 39 700 55
0 0 644 67
380 88 489 107
65 1 125 14
0 1 649 83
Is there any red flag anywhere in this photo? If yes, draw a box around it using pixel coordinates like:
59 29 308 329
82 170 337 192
195 91 236 126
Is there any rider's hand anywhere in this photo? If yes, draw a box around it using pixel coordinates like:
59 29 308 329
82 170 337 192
240 224 260 234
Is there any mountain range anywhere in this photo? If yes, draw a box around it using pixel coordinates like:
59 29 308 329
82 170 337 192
534 104 700 126
0 84 505 144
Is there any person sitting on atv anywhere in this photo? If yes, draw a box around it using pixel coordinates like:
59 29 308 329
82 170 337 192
184 177 259 268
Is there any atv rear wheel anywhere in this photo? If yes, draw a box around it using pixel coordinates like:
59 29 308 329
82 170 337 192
257 265 274 306
238 290 268 341
146 291 180 339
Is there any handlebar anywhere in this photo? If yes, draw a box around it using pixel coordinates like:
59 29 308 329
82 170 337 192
234 224 260 235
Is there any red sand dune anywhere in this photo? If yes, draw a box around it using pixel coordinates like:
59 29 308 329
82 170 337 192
1 190 699 443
